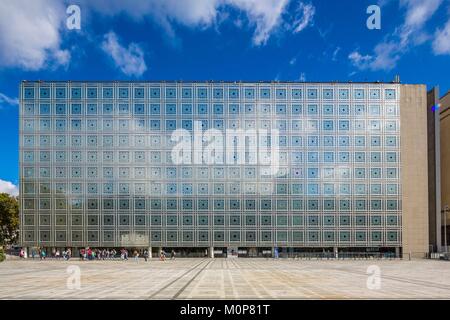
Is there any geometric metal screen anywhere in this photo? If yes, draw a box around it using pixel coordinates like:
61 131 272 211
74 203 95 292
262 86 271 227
19 81 401 249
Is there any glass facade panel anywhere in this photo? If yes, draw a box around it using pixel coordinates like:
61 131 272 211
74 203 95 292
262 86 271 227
19 81 401 248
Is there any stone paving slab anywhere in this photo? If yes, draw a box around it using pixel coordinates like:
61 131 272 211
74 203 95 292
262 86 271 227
0 258 449 299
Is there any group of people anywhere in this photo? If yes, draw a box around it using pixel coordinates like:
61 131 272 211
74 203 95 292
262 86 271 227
19 247 177 261
22 248 72 260
159 250 176 261
79 248 152 261
79 248 119 261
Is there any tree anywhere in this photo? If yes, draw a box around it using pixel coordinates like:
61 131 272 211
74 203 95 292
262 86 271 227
0 193 19 245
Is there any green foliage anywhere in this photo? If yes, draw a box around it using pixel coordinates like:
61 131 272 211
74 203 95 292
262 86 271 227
0 248 5 262
0 193 19 245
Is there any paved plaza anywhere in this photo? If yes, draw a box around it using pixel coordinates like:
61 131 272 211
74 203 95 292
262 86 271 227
0 258 449 299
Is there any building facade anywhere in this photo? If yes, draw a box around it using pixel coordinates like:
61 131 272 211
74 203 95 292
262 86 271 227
439 90 450 250
19 81 429 257
427 87 442 252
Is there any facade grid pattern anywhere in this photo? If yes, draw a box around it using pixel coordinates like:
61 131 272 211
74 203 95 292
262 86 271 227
19 81 401 249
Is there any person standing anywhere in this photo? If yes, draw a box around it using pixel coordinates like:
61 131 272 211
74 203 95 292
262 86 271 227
171 250 175 260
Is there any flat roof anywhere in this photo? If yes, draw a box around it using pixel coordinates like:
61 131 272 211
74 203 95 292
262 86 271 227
441 90 450 100
21 80 406 85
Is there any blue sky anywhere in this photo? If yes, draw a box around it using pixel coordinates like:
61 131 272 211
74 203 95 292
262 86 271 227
0 0 449 194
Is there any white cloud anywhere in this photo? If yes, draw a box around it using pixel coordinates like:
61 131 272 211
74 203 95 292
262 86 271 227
348 51 373 70
227 0 290 45
101 31 147 77
86 0 218 27
84 0 311 46
292 2 315 33
332 47 341 61
349 0 443 71
0 0 70 70
402 0 442 29
398 0 442 46
289 57 297 65
0 93 19 107
54 49 71 67
433 20 450 55
0 179 18 197
370 42 402 70
0 0 314 74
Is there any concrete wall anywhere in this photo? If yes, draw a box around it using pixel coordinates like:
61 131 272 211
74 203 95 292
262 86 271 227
440 92 450 246
426 87 441 252
400 85 429 256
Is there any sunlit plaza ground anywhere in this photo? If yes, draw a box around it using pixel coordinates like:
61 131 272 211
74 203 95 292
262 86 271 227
1 258 450 299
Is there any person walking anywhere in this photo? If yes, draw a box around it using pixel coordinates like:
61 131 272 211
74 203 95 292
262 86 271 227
133 250 139 262
171 250 176 260
143 250 149 262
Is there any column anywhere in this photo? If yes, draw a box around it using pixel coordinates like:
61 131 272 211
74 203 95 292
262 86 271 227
208 246 214 258
148 247 152 259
